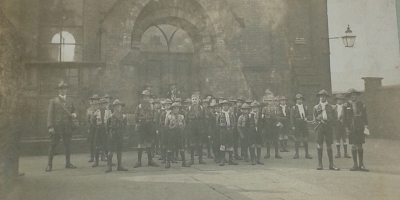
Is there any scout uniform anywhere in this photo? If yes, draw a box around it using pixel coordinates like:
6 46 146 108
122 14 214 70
46 81 77 172
104 94 114 113
133 90 158 168
202 98 214 159
153 98 162 156
186 94 206 165
247 101 265 164
105 99 128 173
332 94 351 158
236 103 252 163
164 102 191 168
236 98 248 159
217 100 238 166
277 96 290 152
262 97 282 159
313 90 340 170
158 99 172 164
92 98 112 167
229 97 243 161
166 83 181 102
290 94 313 159
344 88 369 172
87 94 100 163
209 102 221 163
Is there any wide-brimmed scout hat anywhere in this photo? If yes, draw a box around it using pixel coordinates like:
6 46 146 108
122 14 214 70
163 99 173 104
55 81 69 89
202 98 210 103
170 102 182 108
264 95 275 101
175 98 183 102
112 99 125 107
97 98 108 104
346 88 361 97
240 103 251 109
316 89 330 97
294 94 305 101
153 98 161 103
219 100 231 105
142 90 150 96
104 94 113 99
184 98 191 103
89 94 100 100
236 97 244 102
334 94 346 101
250 101 260 107
210 102 219 107
228 97 237 103
245 99 253 104
279 96 287 101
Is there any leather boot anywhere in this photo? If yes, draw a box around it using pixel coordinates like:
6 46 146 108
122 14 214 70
358 149 369 172
328 149 340 170
317 148 323 170
293 142 299 159
165 152 171 169
250 148 256 165
46 164 52 172
304 142 313 159
344 145 351 158
188 147 195 165
264 143 271 159
159 148 165 160
350 149 358 171
256 148 264 165
92 149 99 167
147 148 159 167
134 149 143 168
284 139 289 152
181 151 191 167
117 152 128 171
105 153 113 173
234 147 243 160
219 151 226 166
198 146 206 164
335 145 341 158
228 152 238 165
274 141 282 159
101 151 107 162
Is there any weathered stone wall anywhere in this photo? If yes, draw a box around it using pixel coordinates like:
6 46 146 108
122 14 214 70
0 0 25 197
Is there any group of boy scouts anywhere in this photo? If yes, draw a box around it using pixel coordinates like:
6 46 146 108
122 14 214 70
45 81 369 174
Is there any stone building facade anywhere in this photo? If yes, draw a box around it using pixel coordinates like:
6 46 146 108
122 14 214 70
15 0 331 139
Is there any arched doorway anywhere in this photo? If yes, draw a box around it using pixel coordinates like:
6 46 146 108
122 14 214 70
137 24 200 98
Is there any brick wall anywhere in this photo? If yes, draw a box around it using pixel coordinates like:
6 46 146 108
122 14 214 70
0 1 25 198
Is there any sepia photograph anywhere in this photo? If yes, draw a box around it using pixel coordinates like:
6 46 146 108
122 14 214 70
1 0 400 199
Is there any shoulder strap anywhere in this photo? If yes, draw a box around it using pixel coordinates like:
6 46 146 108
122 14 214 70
56 98 72 117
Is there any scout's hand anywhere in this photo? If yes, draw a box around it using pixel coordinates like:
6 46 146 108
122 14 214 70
292 127 295 130
71 113 77 118
49 127 55 134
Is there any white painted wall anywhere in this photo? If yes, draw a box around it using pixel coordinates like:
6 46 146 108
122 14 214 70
328 0 400 92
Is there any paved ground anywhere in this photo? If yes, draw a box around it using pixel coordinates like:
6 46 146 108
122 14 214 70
7 138 400 200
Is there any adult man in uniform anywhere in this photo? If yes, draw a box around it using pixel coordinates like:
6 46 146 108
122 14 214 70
87 94 100 163
133 90 159 168
209 102 221 163
158 99 172 164
46 81 77 172
202 98 214 159
229 97 243 161
345 89 369 172
237 103 252 164
186 94 206 165
291 94 313 160
313 90 340 170
333 94 351 158
277 96 290 152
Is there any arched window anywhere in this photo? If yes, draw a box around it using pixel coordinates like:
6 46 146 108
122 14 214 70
140 24 194 53
51 31 76 61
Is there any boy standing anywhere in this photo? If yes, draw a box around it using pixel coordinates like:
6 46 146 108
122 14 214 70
164 102 191 168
